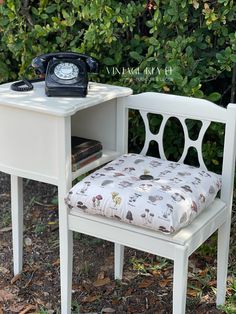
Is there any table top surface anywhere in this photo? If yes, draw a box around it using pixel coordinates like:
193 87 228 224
0 81 132 117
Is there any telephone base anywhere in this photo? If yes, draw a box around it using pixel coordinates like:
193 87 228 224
45 87 87 97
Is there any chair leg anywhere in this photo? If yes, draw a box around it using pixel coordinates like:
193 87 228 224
216 220 230 306
60 227 73 314
173 247 188 314
114 243 124 280
11 175 23 275
58 182 73 314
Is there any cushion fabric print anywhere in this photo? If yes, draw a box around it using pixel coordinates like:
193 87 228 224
65 153 222 234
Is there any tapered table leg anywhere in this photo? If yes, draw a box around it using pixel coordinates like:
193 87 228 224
11 175 23 275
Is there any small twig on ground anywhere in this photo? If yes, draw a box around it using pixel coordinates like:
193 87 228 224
34 200 57 209
23 270 36 289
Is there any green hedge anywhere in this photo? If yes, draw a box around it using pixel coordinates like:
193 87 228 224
0 0 235 168
0 0 235 101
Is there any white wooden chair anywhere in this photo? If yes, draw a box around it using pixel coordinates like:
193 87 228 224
61 92 236 314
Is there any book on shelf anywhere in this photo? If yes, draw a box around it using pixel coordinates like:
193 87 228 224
71 136 103 164
72 151 103 172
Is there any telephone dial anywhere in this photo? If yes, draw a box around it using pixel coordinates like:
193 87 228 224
10 52 99 97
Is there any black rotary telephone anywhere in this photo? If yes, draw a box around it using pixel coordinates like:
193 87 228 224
11 52 99 97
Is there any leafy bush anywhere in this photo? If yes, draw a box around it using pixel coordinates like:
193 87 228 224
0 0 235 168
0 0 235 99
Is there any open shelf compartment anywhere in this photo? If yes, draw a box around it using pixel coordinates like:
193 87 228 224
71 150 120 181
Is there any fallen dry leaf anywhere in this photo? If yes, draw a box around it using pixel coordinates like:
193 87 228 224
227 276 234 284
11 273 22 285
0 240 8 247
208 280 217 287
127 305 139 313
138 278 154 288
101 307 116 313
159 278 171 288
187 288 199 297
123 271 138 281
0 226 12 233
100 264 113 272
93 277 110 287
197 268 208 277
34 298 45 306
9 303 25 313
82 295 100 303
23 265 40 272
34 280 43 286
111 299 120 305
24 237 32 246
52 259 60 266
19 304 36 314
106 255 114 264
0 266 9 274
125 287 134 296
0 289 14 302
97 271 105 280
151 269 161 276
0 306 3 314
80 281 92 292
72 283 81 291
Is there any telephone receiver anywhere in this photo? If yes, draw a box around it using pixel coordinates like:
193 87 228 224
11 52 99 97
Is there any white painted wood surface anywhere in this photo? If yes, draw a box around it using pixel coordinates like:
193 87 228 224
0 81 132 116
0 81 132 307
64 92 236 314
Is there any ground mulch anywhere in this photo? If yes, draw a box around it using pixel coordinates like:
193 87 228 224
0 171 235 313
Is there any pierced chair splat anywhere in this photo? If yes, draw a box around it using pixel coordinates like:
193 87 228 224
62 92 236 314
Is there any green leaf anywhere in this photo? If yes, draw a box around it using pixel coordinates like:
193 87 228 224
62 9 69 19
212 159 219 165
104 6 113 15
230 54 236 62
129 51 143 62
116 16 123 23
153 9 159 21
149 37 159 46
171 72 183 84
41 13 49 19
31 7 39 15
189 77 200 88
186 46 192 56
194 90 204 98
46 4 57 14
147 45 154 56
207 92 221 102
103 57 116 65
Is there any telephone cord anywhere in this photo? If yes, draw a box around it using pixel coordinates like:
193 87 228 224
10 78 44 92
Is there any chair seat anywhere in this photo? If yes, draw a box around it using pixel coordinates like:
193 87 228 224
68 197 226 248
65 154 222 234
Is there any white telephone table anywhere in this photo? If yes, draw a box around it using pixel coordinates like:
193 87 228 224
0 81 132 290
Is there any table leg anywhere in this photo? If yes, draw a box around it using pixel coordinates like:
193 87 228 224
10 175 23 275
57 116 73 313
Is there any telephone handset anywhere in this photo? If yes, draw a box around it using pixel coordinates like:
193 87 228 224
11 52 99 97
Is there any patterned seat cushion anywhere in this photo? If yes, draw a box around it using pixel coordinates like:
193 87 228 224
65 154 222 234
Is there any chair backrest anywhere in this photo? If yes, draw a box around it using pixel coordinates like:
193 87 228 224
117 92 236 209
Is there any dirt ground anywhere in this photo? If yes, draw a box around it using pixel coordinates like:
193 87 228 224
0 171 235 313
